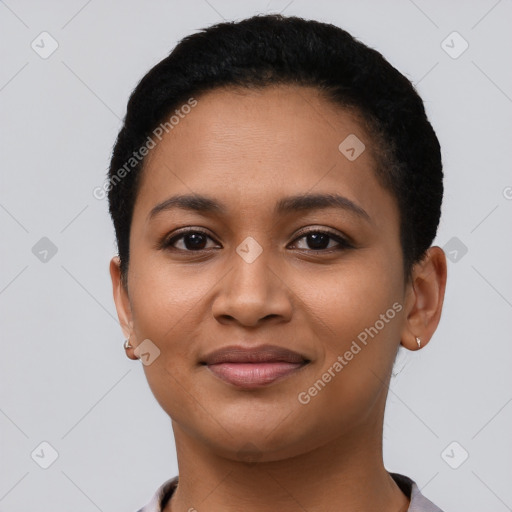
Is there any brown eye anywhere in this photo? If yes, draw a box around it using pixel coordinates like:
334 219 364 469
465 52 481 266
164 230 218 251
291 230 352 251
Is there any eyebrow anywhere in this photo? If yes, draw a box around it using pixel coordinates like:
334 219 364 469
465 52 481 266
148 192 372 223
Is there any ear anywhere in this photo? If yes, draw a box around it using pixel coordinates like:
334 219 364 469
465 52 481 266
110 256 138 360
400 246 447 351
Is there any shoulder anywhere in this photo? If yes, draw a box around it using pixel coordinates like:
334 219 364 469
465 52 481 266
389 472 445 512
136 476 179 512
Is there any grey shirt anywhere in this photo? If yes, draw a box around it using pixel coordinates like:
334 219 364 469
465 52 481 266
136 472 444 511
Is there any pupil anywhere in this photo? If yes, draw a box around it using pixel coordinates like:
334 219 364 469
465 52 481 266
308 233 329 249
185 233 206 250
182 233 331 251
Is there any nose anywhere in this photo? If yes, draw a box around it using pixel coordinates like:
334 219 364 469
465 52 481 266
211 245 293 327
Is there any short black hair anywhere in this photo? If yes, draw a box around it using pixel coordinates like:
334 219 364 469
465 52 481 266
107 13 443 287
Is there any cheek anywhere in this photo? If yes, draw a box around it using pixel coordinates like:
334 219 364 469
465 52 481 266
297 251 402 341
126 262 219 413
288 273 403 446
295 252 404 392
128 260 214 338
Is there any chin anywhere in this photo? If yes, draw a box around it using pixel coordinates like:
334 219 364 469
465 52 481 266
184 410 322 462
207 432 310 463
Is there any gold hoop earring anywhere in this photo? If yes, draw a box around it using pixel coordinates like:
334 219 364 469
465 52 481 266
415 336 421 349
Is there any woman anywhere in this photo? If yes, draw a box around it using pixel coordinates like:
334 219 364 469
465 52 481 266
108 14 447 512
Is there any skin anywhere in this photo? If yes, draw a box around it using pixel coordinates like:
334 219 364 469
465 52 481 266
110 84 447 512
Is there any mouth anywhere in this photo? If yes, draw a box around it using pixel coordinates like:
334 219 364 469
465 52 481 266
201 345 311 389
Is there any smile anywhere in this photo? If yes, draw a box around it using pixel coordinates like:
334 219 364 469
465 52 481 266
201 344 310 389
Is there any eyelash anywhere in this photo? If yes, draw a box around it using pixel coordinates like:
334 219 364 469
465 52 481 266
160 228 353 253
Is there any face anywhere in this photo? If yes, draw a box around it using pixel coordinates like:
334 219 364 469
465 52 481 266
112 84 415 461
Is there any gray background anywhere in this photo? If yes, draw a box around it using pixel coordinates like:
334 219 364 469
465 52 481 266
1 1 511 511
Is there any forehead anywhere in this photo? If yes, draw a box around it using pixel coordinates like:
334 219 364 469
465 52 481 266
145 84 368 167
133 84 398 229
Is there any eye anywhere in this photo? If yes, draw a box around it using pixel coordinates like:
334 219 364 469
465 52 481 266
162 229 220 251
290 229 352 251
160 228 352 253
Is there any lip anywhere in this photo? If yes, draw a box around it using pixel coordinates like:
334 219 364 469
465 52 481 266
201 345 310 389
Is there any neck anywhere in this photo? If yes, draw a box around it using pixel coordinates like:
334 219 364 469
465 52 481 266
165 417 409 512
